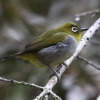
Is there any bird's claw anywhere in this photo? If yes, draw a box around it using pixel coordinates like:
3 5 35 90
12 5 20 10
50 71 61 82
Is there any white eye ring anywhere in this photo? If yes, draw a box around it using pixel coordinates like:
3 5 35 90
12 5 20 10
71 27 78 32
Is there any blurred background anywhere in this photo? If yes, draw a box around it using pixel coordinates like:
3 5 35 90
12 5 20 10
0 0 100 100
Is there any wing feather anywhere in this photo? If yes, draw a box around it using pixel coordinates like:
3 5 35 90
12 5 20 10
24 30 67 51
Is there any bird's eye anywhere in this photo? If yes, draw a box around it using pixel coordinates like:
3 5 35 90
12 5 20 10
71 27 78 33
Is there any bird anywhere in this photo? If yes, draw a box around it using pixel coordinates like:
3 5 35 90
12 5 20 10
0 22 88 78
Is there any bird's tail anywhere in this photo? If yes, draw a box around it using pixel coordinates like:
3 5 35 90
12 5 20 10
0 51 24 61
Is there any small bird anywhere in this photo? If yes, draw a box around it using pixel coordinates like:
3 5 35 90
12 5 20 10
0 22 87 77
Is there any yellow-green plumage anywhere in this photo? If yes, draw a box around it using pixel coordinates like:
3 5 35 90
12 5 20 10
1 22 87 69
25 22 81 50
17 22 82 67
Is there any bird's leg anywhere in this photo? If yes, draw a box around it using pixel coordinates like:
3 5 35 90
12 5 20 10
46 64 60 81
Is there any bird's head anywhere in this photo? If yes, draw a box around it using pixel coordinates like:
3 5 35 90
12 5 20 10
61 22 88 42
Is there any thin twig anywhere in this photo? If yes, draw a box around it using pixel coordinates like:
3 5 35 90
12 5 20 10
50 90 62 100
77 56 100 70
0 77 43 89
75 8 100 21
75 9 100 17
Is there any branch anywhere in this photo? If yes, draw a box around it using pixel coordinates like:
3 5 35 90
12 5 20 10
43 94 49 100
34 18 100 100
77 56 100 70
0 77 43 89
75 8 100 21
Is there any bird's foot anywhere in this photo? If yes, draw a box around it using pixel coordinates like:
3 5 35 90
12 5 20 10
46 64 61 81
50 71 61 82
62 62 69 68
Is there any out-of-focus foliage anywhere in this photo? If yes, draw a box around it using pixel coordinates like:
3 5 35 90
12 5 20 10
0 0 100 100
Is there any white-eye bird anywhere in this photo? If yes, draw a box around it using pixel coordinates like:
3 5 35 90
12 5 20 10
0 22 88 77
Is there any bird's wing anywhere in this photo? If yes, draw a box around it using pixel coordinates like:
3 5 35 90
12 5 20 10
24 30 67 51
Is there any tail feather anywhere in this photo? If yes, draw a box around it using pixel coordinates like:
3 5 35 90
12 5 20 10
0 51 24 61
1 55 15 61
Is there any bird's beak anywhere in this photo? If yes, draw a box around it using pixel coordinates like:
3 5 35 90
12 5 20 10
80 28 88 32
